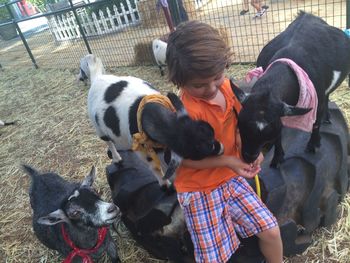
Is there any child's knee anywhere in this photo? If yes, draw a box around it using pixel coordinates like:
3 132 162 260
257 226 281 242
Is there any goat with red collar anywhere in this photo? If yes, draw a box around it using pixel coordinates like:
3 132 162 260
232 11 350 167
23 165 121 263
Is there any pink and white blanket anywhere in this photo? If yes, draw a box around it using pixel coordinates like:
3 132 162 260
246 58 318 132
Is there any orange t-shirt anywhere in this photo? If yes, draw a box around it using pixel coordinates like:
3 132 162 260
174 78 242 193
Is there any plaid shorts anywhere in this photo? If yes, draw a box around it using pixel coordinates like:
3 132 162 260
177 176 278 263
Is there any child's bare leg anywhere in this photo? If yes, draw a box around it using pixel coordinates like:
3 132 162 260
256 226 283 263
240 0 250 14
251 0 262 12
242 0 250 10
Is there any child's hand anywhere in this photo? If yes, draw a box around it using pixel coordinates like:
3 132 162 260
226 156 261 179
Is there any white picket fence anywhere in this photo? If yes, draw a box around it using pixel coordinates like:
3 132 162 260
194 0 210 9
47 0 140 41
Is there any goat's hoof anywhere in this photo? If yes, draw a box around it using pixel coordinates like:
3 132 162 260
305 147 316 154
323 119 332 124
305 143 319 153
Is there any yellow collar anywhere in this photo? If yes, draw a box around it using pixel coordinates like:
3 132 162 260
132 94 176 172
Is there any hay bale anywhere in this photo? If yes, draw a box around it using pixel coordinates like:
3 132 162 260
137 0 167 28
134 41 155 65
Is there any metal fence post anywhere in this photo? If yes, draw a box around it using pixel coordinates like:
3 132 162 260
168 0 181 26
5 1 38 69
68 0 92 54
347 0 350 86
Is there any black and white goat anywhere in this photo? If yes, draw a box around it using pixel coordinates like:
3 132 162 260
152 39 167 76
232 12 350 167
78 54 223 187
23 164 120 263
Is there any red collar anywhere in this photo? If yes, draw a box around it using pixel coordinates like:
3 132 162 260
61 224 108 263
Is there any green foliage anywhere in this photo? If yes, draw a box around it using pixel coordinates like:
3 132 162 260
0 0 11 22
29 0 57 12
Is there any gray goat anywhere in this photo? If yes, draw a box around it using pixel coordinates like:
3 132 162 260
23 165 121 263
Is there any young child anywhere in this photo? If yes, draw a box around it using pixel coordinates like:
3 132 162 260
166 20 283 263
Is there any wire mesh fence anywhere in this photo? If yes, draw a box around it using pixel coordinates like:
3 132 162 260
0 0 348 70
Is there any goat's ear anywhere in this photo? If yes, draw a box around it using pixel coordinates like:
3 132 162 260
163 151 183 180
282 103 312 117
37 209 70 225
81 166 96 188
167 92 187 117
230 78 249 104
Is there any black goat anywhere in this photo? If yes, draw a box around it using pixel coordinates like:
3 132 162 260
232 12 350 167
23 165 121 263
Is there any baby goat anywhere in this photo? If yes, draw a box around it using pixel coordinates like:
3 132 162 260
232 12 350 167
23 165 120 263
78 54 223 187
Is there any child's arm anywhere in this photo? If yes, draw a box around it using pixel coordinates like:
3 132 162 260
182 154 261 179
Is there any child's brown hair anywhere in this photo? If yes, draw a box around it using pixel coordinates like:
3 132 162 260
166 20 232 87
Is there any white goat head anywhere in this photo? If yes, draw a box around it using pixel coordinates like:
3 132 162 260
77 54 105 85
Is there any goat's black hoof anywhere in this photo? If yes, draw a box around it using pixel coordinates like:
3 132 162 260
323 119 332 124
107 149 113 159
305 146 316 154
305 143 320 153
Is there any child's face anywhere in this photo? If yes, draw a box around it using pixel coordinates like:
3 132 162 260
183 72 225 100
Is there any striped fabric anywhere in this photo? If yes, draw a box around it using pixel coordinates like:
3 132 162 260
178 176 277 263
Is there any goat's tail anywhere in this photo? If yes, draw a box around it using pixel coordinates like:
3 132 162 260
22 164 41 207
22 164 39 179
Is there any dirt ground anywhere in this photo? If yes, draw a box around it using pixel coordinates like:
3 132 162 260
0 0 346 69
0 64 349 263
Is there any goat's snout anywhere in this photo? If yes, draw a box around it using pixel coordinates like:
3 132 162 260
242 151 259 164
77 68 89 86
103 203 120 224
108 204 119 214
